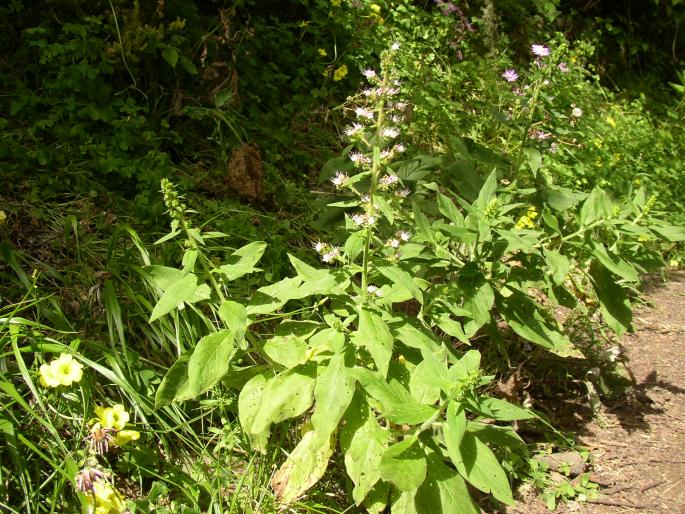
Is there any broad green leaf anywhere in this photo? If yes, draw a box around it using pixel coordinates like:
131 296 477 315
340 396 390 505
248 365 316 452
353 308 394 377
409 360 441 404
580 187 609 226
497 290 571 351
449 432 515 505
415 449 480 514
650 224 685 241
523 147 541 173
308 327 345 355
591 243 639 282
311 354 356 439
392 318 440 353
349 368 436 425
379 438 427 492
541 183 586 212
271 428 334 504
247 277 303 315
145 265 183 290
344 230 366 262
155 351 193 407
377 265 424 305
467 422 528 455
162 46 178 67
149 274 210 322
263 335 308 368
218 300 248 342
496 229 540 254
412 202 434 242
437 192 464 226
187 329 236 397
474 169 498 212
363 481 391 514
448 350 481 382
590 261 632 337
391 489 419 514
465 396 534 421
238 373 268 450
443 401 467 458
545 249 571 285
216 241 266 281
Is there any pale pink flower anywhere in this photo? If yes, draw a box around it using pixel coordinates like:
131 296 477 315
502 69 519 82
531 44 550 57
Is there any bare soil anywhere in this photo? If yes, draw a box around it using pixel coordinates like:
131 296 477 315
512 271 685 513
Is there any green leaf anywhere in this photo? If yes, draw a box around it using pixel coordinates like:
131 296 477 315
415 450 480 514
248 365 316 452
474 169 498 212
149 274 210 322
545 249 571 285
263 335 308 368
216 241 266 281
580 187 610 226
271 428 334 504
523 147 541 173
449 432 515 505
247 277 303 315
311 353 356 439
353 308 394 377
377 265 424 305
349 368 437 425
391 489 419 514
238 373 268 449
412 202 434 242
187 329 236 397
379 438 427 492
218 300 248 342
392 318 440 353
155 351 192 407
591 243 639 282
465 396 534 421
443 401 467 459
650 224 685 241
466 422 528 456
340 396 391 505
161 46 178 67
437 192 465 226
497 290 571 351
590 261 633 337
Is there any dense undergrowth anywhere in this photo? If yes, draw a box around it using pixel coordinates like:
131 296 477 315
1 1 684 513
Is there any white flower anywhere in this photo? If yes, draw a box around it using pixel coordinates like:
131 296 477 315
367 215 377 225
362 88 376 97
571 107 583 118
351 213 366 226
380 150 392 160
382 127 400 139
362 69 377 79
367 285 383 297
391 42 400 51
388 238 400 248
360 194 370 203
330 171 348 187
355 107 374 120
379 174 399 187
398 230 411 241
395 188 410 198
393 143 406 153
390 114 403 123
394 101 407 110
313 241 326 253
349 152 371 166
321 247 340 263
345 123 364 137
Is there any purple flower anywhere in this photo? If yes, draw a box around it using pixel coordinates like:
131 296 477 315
558 62 569 73
531 129 551 140
531 44 550 57
502 69 519 82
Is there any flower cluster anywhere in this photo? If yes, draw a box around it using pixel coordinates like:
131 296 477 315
87 404 140 455
515 206 539 230
313 241 341 264
39 353 83 388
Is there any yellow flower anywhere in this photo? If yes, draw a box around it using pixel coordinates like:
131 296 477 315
333 64 348 81
606 116 616 128
112 429 140 447
39 354 83 388
318 48 327 57
526 206 538 220
94 404 130 431
85 480 126 514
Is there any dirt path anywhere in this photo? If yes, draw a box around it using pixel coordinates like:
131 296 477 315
514 271 685 513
